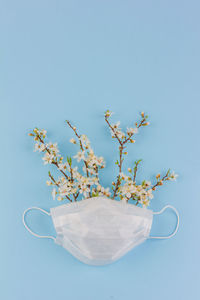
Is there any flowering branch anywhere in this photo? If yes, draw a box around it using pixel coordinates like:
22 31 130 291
66 120 90 179
117 167 177 207
29 128 80 202
105 110 149 199
65 120 110 199
29 111 177 208
152 169 178 191
29 129 70 181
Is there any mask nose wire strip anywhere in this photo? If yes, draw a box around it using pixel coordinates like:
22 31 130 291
22 207 56 241
149 205 179 239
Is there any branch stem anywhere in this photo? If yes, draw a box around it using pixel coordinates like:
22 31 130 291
66 120 92 197
105 114 148 200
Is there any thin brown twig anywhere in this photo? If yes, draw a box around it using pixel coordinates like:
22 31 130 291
105 116 124 199
123 118 146 144
105 117 123 145
152 171 170 190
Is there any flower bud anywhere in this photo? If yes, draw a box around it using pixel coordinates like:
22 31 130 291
70 138 76 144
141 112 145 118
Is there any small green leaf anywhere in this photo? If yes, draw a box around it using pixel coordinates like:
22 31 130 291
167 168 171 176
67 156 72 166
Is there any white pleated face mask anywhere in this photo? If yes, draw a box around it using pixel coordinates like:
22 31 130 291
23 197 179 266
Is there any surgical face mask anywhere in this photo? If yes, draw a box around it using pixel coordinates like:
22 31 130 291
23 197 179 266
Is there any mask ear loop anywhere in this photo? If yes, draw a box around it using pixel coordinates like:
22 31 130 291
22 207 55 241
149 205 179 239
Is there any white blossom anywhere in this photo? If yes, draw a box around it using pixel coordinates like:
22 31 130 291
170 171 178 181
98 187 111 197
58 163 68 172
140 198 150 208
127 127 138 135
59 181 73 196
119 172 129 181
34 143 46 152
47 143 59 155
74 151 85 162
40 129 47 136
70 138 76 144
42 153 54 164
112 121 121 130
146 189 154 199
80 134 90 146
142 180 151 188
79 185 90 197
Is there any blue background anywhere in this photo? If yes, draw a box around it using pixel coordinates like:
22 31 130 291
1 1 200 299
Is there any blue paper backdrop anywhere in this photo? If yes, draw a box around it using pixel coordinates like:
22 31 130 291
1 1 200 299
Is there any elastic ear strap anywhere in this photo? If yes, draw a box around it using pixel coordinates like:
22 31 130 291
149 205 179 239
22 207 55 241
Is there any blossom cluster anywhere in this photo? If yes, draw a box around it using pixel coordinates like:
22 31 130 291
104 110 178 207
116 169 177 207
105 109 149 146
29 126 110 202
29 111 178 208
